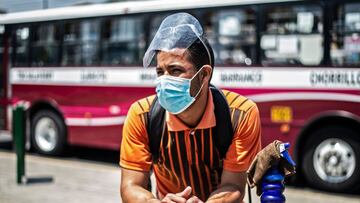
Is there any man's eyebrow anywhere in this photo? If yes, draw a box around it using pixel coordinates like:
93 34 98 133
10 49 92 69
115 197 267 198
168 63 185 68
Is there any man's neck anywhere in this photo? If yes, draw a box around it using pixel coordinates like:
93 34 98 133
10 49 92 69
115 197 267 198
176 87 209 128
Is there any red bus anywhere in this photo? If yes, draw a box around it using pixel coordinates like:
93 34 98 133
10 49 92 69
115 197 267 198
0 0 359 193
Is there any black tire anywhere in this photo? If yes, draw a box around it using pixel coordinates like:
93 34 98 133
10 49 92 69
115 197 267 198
302 126 360 192
31 110 67 155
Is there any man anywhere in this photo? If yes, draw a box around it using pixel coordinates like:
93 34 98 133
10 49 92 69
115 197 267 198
120 13 261 203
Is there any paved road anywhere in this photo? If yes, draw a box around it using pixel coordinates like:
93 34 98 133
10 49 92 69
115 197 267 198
0 141 359 203
0 150 120 203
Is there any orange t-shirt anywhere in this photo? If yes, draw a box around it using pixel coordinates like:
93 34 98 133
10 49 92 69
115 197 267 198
120 89 262 201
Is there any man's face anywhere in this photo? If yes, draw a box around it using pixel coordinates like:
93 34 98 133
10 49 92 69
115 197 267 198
156 50 197 78
156 50 203 97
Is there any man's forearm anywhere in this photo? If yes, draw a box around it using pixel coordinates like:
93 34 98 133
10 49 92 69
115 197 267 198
206 184 243 203
121 184 160 203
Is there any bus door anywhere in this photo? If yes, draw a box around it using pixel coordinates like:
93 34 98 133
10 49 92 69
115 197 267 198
0 24 9 131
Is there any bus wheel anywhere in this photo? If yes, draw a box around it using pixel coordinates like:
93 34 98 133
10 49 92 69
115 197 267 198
31 110 66 155
302 126 360 192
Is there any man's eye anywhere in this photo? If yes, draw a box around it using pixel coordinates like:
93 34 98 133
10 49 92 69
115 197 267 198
171 69 182 75
156 70 164 76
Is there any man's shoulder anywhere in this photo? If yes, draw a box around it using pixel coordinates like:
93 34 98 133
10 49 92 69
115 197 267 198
129 94 156 115
221 89 256 112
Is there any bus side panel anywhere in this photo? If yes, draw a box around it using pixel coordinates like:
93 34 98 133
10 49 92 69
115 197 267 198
68 125 124 150
12 84 154 150
226 87 360 156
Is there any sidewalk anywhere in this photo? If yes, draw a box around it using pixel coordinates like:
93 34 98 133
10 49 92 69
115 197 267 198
0 150 121 203
1 149 359 203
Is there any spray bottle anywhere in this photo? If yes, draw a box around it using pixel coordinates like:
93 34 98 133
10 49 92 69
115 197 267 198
260 143 296 203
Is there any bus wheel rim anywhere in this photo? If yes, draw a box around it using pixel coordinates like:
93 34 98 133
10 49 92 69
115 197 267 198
35 117 57 152
313 138 356 184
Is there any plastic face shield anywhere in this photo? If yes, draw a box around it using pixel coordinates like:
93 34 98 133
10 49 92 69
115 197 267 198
143 12 209 68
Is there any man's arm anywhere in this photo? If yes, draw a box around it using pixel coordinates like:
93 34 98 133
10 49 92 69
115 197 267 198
121 168 159 203
120 100 158 203
121 168 193 203
205 103 262 203
206 170 247 203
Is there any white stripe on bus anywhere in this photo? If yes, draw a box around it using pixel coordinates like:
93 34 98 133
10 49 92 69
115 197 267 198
65 116 126 126
10 67 360 90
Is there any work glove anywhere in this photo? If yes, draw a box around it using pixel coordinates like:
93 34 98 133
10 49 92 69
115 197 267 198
246 140 296 196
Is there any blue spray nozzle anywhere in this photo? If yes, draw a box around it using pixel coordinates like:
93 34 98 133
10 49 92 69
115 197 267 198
279 143 296 167
261 192 286 203
261 142 296 203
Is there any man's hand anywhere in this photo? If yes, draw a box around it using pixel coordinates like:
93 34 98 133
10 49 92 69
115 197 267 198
161 186 192 203
186 196 204 203
206 171 246 203
206 191 241 203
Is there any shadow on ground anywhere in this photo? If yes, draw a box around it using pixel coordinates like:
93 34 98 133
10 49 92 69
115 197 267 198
0 140 119 165
0 140 12 150
67 145 119 165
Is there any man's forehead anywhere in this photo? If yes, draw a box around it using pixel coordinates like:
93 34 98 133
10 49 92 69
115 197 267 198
156 49 190 62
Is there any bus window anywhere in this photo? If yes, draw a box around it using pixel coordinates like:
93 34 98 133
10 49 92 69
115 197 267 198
147 13 172 68
62 19 100 66
261 4 323 66
101 16 145 66
13 26 29 67
331 3 360 66
31 23 60 67
149 14 168 39
202 8 256 66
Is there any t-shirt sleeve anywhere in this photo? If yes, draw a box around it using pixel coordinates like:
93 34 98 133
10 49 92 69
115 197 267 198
223 104 262 172
120 103 152 171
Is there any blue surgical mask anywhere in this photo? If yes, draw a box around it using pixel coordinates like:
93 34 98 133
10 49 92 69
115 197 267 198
155 68 204 114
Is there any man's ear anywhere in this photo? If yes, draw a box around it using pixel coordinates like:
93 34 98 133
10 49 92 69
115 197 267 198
201 65 213 83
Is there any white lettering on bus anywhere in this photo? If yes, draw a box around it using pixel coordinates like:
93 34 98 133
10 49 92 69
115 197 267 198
310 71 360 87
17 70 53 81
80 70 107 83
140 73 157 81
220 72 262 84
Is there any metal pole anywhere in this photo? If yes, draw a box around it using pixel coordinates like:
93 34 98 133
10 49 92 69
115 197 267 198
13 105 26 184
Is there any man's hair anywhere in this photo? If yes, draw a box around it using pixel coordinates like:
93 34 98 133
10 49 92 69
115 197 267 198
186 37 215 81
